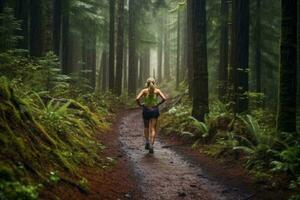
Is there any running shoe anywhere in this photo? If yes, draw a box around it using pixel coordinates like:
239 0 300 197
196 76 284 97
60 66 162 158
149 147 154 154
145 142 150 150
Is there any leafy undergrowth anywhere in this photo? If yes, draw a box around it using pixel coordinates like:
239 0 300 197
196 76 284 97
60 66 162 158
160 94 300 199
0 77 114 199
0 51 131 199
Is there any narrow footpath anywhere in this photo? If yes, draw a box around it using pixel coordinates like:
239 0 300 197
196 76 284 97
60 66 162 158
119 109 251 200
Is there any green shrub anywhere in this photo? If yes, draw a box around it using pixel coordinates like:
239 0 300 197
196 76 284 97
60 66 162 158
0 181 39 200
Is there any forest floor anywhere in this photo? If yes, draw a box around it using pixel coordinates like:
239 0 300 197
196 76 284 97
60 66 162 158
42 108 290 200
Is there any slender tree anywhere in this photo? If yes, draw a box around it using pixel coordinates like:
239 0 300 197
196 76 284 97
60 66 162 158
231 0 249 113
157 18 163 82
53 0 61 56
139 54 144 86
191 0 209 121
87 26 97 89
176 8 181 89
29 0 43 57
297 0 300 132
186 0 193 97
180 6 187 85
128 0 137 95
101 50 108 92
254 0 262 92
44 0 54 52
218 0 229 99
61 0 70 74
15 0 29 50
144 47 150 79
277 0 297 132
164 17 170 81
123 46 128 90
115 0 125 95
108 0 115 91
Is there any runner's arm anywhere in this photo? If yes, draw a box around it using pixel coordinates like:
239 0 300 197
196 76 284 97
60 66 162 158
156 89 167 106
135 89 145 107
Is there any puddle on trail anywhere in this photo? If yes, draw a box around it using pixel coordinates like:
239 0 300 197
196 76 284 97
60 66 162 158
119 110 249 200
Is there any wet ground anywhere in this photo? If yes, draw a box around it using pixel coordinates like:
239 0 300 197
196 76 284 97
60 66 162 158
119 110 251 200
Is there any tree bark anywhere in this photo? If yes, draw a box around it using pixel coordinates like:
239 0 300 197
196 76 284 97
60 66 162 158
191 0 209 121
297 0 300 133
15 0 29 50
187 0 193 97
218 0 229 100
44 0 54 52
108 0 115 92
87 27 96 89
157 19 163 82
231 0 249 113
61 0 70 74
164 17 170 81
254 0 261 92
123 46 128 90
29 0 43 57
115 0 125 96
277 0 297 132
180 6 187 84
128 0 137 95
53 0 61 56
144 47 150 79
176 9 181 89
139 54 143 86
101 50 108 92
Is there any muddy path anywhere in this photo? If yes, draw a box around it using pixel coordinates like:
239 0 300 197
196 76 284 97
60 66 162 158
119 109 252 200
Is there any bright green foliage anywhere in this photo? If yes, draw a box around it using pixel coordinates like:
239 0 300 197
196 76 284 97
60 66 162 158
161 93 300 194
0 181 39 200
233 114 278 169
0 72 111 197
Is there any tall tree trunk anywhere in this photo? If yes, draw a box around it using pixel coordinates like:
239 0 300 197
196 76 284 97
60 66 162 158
123 46 128 90
297 0 300 133
144 47 150 79
29 0 43 57
255 0 261 92
81 30 87 71
157 21 163 82
231 0 249 113
187 0 193 97
176 9 181 89
108 0 115 92
139 55 143 86
53 0 61 56
277 0 297 132
180 6 187 84
101 50 108 92
87 27 97 89
218 0 229 100
15 0 29 50
128 0 137 95
61 0 70 74
115 0 124 95
44 0 53 52
164 17 170 81
191 0 209 121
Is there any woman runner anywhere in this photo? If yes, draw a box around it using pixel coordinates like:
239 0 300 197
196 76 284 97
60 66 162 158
135 77 167 153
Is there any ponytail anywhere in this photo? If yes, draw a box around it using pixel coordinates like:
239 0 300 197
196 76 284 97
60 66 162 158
146 77 156 95
148 81 155 94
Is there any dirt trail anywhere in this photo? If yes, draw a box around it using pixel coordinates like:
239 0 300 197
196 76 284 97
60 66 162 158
119 109 251 200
